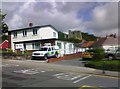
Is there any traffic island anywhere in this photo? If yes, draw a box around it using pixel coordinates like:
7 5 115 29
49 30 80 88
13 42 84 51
47 52 82 63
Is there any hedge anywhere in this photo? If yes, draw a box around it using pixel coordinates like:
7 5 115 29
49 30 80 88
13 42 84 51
85 60 120 72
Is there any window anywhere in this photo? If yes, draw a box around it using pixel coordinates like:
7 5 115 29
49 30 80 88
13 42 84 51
48 48 51 51
32 42 40 50
13 32 17 38
23 30 27 37
53 32 56 37
39 48 48 51
33 29 37 35
57 42 61 49
23 43 26 50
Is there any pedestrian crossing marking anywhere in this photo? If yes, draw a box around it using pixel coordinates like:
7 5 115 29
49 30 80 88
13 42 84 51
14 69 39 75
53 72 91 83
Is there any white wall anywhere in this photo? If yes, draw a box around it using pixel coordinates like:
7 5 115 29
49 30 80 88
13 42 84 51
55 40 74 55
11 26 58 51
103 45 119 52
38 27 58 40
12 27 58 43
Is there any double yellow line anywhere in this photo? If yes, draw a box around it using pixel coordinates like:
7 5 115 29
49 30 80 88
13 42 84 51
79 85 102 89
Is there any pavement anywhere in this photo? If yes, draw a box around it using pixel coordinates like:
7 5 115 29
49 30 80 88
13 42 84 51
3 59 119 78
51 58 119 78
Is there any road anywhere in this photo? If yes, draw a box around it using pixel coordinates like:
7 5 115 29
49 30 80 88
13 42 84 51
1 59 119 88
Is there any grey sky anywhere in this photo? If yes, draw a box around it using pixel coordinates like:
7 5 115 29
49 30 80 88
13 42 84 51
2 0 118 36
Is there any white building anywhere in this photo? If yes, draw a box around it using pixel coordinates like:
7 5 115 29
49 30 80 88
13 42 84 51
8 25 76 54
92 34 119 52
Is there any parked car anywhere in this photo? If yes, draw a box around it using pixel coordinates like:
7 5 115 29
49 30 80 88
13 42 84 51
32 46 60 60
82 49 94 60
105 47 120 60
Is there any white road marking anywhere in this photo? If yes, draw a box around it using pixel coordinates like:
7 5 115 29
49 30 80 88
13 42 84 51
15 65 19 66
70 75 82 80
2 64 19 67
53 73 64 76
53 73 85 81
14 69 39 75
41 71 46 73
73 75 91 83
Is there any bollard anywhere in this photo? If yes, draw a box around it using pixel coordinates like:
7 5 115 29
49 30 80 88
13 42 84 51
102 59 106 74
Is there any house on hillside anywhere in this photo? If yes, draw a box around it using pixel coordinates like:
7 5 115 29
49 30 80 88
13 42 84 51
91 34 119 51
8 25 78 55
68 30 82 40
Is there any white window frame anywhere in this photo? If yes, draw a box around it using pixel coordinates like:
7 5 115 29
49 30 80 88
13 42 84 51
23 30 27 37
13 32 17 38
33 29 37 35
53 32 56 37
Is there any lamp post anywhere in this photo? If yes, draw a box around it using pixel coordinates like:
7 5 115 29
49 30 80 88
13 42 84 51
102 58 106 74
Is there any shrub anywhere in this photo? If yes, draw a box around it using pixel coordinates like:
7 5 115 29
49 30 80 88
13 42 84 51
92 48 105 60
85 60 120 71
7 49 13 54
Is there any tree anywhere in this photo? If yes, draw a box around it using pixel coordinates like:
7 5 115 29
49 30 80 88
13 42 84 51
0 9 8 34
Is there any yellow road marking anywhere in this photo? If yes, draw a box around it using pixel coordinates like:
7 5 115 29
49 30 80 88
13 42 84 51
79 85 101 89
92 74 119 79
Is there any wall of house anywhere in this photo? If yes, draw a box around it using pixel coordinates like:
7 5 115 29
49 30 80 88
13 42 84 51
55 40 75 55
11 27 58 51
11 27 58 43
103 45 119 52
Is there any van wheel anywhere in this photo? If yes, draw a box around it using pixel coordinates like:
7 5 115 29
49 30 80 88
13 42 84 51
55 53 59 58
44 55 48 60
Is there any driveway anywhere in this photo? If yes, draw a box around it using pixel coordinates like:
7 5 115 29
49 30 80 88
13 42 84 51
52 58 85 67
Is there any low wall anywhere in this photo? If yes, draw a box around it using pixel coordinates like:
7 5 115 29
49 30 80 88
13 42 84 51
2 53 32 60
48 52 82 63
2 52 82 63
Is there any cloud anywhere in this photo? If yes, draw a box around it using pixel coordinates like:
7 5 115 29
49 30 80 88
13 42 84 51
85 2 118 36
2 1 118 37
3 1 84 31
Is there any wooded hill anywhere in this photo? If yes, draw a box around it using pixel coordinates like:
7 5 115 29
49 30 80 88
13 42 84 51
58 31 97 43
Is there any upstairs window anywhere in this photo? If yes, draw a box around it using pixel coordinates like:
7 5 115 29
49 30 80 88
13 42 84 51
23 30 27 37
53 32 56 37
13 32 17 38
33 29 37 35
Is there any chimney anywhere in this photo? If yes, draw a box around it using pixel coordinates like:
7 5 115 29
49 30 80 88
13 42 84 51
29 23 33 27
114 33 117 38
97 37 100 41
69 30 71 35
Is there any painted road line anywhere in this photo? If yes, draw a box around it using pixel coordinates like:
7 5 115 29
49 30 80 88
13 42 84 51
54 73 84 81
41 71 46 73
79 85 100 89
14 69 39 75
73 75 91 83
56 75 72 80
15 65 19 66
53 73 64 76
70 75 82 80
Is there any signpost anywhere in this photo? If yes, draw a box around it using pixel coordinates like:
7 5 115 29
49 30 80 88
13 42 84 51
102 59 106 74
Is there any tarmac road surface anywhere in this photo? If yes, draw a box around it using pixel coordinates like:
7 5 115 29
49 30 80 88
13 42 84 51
1 59 119 88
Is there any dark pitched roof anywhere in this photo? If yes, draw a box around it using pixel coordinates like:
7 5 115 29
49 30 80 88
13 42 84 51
91 38 106 47
8 24 58 32
103 37 119 45
91 37 119 47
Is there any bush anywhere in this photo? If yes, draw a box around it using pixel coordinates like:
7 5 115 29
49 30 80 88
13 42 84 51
92 48 105 60
7 49 13 54
85 60 120 71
